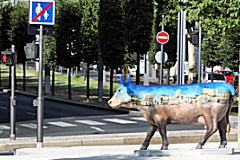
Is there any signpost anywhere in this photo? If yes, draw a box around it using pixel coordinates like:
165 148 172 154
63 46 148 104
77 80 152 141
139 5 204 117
156 15 169 84
29 0 55 148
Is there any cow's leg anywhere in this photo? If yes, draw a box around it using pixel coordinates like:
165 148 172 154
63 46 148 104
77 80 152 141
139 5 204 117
195 117 218 149
158 126 169 150
140 125 157 150
218 116 227 148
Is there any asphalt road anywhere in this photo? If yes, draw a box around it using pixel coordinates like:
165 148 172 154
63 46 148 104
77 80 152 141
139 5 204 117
0 93 204 139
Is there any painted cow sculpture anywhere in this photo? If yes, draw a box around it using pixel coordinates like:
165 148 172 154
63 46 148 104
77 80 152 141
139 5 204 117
108 74 235 150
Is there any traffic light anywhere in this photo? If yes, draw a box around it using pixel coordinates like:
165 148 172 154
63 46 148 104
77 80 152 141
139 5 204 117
1 50 13 65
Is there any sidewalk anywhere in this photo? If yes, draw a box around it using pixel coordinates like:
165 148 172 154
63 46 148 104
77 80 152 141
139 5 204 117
0 142 240 160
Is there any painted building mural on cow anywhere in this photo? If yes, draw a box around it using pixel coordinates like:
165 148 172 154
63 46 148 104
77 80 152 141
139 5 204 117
108 74 235 150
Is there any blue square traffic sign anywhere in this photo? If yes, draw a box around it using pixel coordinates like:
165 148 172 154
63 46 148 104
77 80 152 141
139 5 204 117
29 0 55 25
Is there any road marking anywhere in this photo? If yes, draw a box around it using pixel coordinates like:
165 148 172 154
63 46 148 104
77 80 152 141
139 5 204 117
131 117 147 121
90 126 105 132
103 118 137 124
0 106 7 110
47 121 77 127
26 112 35 116
19 123 48 129
0 125 10 130
75 120 106 126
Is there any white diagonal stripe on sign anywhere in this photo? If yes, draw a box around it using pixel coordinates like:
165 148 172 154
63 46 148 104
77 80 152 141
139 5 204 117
131 117 147 121
103 118 137 124
75 120 106 126
48 121 77 127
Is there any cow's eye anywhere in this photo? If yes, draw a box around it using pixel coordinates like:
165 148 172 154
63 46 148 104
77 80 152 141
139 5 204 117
118 89 122 93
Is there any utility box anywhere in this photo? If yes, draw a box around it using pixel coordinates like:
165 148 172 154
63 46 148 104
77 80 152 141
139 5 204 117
24 42 39 60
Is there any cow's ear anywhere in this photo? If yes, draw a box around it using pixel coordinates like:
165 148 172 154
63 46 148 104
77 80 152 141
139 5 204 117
120 75 125 84
127 73 131 83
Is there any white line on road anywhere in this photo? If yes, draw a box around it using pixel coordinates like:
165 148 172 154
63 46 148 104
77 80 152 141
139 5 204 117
75 120 106 126
0 106 7 110
47 121 77 127
90 126 105 132
0 125 10 130
131 117 147 121
26 112 35 116
19 123 48 129
103 118 137 124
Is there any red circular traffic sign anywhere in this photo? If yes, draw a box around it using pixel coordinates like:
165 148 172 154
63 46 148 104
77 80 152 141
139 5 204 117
156 31 169 44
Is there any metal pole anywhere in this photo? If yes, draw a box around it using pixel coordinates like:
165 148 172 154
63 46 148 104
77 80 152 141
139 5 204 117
10 45 16 140
98 0 103 102
198 21 202 83
181 9 186 84
160 15 164 84
238 51 240 150
37 24 44 148
177 11 181 85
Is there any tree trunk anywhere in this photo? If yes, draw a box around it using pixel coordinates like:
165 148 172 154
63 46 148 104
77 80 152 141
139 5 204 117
136 53 140 85
86 63 90 101
23 61 26 91
166 68 170 85
0 64 1 86
68 67 72 99
9 66 11 89
51 66 55 96
44 64 51 94
110 68 114 98
211 66 214 82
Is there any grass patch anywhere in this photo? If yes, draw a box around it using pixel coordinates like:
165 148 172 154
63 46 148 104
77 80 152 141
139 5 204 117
0 64 120 106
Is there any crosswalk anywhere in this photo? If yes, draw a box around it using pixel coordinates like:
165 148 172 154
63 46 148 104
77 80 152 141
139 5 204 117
0 115 148 131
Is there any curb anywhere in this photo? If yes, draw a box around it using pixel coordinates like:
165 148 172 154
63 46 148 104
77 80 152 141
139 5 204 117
15 91 129 114
0 130 238 152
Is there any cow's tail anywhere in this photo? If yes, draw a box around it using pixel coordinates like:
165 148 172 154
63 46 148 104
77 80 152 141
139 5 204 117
226 94 233 134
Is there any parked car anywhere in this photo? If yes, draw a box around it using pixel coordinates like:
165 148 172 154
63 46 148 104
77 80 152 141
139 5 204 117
203 72 226 83
216 70 234 86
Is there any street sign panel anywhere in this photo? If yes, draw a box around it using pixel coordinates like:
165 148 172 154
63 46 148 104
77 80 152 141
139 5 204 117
29 0 55 25
156 31 169 44
155 51 168 63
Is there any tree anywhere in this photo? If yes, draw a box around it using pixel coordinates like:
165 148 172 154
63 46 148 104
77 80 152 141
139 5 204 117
0 4 12 51
55 0 82 99
185 0 240 71
124 0 154 84
99 0 125 97
80 0 98 100
8 2 35 90
44 35 57 95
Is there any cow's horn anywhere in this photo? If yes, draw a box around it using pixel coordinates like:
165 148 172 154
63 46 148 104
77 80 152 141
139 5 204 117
127 73 131 83
120 75 125 84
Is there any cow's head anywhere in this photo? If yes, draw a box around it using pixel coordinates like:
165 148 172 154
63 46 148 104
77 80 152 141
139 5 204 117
108 74 133 109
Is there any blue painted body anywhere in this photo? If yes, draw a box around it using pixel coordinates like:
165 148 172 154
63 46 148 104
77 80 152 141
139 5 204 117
116 74 235 104
124 82 235 99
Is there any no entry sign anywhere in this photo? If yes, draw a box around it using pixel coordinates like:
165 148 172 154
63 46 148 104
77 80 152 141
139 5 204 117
156 31 169 44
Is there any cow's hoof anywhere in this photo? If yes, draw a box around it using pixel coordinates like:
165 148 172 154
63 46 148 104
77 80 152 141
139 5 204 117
140 146 147 150
161 146 168 150
195 144 202 149
219 141 227 148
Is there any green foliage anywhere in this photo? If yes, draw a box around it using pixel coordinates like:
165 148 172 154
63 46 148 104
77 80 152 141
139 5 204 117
8 2 34 63
55 0 82 68
99 0 125 69
44 35 57 67
124 0 154 57
0 4 13 50
80 0 98 64
185 0 240 70
153 0 178 69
